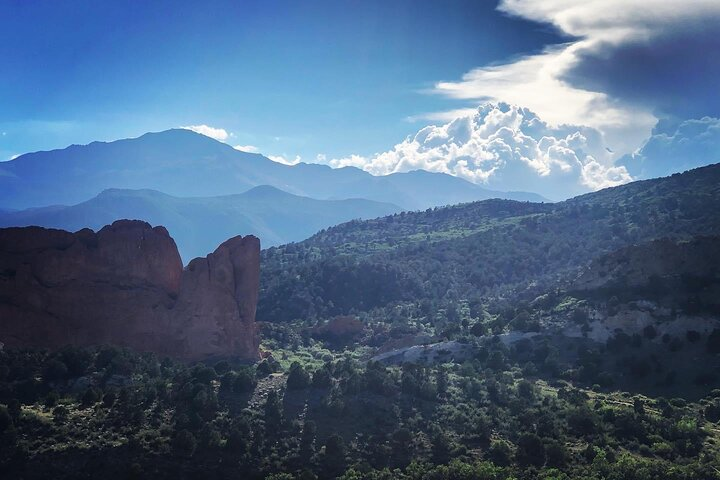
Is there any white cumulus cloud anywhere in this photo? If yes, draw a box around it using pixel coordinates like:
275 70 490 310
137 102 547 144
330 103 631 200
180 124 230 141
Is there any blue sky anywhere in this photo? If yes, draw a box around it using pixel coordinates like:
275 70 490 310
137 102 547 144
0 0 562 160
2 0 720 198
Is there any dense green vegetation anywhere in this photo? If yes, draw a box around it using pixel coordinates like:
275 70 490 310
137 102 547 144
1 344 719 479
259 164 720 324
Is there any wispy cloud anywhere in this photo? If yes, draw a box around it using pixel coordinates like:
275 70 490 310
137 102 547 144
406 108 479 124
234 144 260 153
0 154 20 163
180 124 230 141
268 154 301 166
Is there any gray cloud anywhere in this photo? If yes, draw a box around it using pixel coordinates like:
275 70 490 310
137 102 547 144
431 1 720 158
562 22 720 120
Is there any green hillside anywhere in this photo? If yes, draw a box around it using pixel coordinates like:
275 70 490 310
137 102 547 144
259 163 720 324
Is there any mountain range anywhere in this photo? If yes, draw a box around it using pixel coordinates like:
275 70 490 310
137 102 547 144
0 186 401 262
0 129 546 211
0 128 548 258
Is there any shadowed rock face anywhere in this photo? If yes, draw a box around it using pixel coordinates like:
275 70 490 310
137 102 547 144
0 220 260 360
572 236 720 292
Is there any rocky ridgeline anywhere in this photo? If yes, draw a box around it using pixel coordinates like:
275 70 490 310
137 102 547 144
0 220 260 360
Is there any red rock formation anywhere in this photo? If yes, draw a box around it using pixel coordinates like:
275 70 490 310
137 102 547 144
0 220 260 360
176 235 260 360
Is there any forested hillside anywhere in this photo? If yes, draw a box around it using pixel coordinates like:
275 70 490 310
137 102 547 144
2 345 720 479
259 163 720 324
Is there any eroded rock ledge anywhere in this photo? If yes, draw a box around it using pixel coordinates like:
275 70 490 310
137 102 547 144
0 220 260 360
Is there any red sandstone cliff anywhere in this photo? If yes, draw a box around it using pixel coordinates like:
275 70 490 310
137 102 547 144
0 220 260 360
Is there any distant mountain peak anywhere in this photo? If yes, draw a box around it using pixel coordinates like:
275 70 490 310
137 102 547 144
1 129 547 210
141 128 219 141
241 184 291 198
129 128 237 150
96 188 172 199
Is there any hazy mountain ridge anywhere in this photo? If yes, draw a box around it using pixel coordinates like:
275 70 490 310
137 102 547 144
0 129 546 210
0 186 402 262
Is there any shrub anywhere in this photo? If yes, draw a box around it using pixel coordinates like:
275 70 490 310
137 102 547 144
686 330 701 343
192 365 217 384
568 407 597 436
642 325 657 340
256 359 274 378
102 391 116 408
0 405 13 433
43 359 69 383
234 368 257 393
707 329 720 354
545 440 569 467
173 429 197 457
312 367 333 388
704 403 720 423
287 362 311 390
516 433 546 467
213 360 230 375
44 391 59 408
517 379 535 400
488 440 513 467
81 387 100 408
322 434 346 476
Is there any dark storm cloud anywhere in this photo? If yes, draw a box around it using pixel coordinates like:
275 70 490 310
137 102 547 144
563 22 720 119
